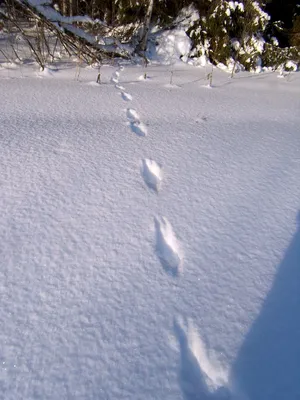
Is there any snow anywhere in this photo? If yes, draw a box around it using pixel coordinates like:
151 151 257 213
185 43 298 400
151 29 192 65
20 0 94 24
141 158 163 192
231 39 240 51
188 54 210 67
0 59 300 400
174 5 200 30
252 1 270 24
217 59 244 74
237 3 244 12
271 37 279 46
285 60 298 72
16 0 115 54
228 2 244 13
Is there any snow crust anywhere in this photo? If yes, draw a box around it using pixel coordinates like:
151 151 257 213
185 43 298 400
0 61 299 400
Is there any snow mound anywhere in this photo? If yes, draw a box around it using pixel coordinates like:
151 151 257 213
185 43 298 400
152 29 192 64
285 60 298 72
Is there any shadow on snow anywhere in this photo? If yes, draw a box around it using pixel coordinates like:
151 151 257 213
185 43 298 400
174 213 300 400
231 212 300 400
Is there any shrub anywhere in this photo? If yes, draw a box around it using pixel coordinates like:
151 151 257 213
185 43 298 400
186 0 298 72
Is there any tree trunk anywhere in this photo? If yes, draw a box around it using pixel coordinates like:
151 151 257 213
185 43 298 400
69 0 78 17
137 0 154 53
69 0 73 16
62 0 68 16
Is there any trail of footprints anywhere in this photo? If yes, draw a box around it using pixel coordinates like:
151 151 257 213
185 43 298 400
112 65 182 273
111 66 229 399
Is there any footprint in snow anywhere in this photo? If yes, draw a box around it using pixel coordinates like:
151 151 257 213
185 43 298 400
130 121 147 137
154 216 182 276
126 108 147 136
126 108 140 123
111 71 120 84
173 317 231 400
141 159 162 192
116 84 125 91
121 91 133 101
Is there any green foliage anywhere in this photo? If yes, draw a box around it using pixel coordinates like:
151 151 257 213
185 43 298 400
13 0 299 71
186 0 298 72
262 43 299 70
187 1 269 69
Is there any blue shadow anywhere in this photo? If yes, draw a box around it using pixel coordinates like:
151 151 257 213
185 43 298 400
231 213 300 399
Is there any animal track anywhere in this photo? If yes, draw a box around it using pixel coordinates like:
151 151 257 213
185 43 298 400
121 91 133 101
111 70 120 84
126 108 140 122
114 68 184 282
126 109 147 137
154 217 182 276
173 317 230 400
130 121 147 137
141 159 162 191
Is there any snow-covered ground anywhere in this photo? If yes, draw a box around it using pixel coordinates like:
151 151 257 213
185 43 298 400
0 61 299 400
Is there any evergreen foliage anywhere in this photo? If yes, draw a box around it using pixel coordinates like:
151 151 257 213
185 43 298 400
1 0 299 71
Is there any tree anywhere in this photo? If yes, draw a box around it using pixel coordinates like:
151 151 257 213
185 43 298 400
137 0 154 53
